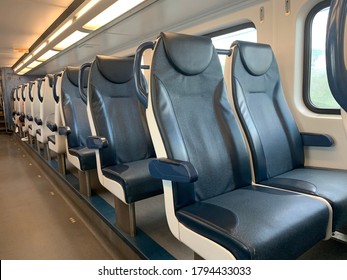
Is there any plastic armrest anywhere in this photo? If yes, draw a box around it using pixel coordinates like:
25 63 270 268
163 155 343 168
34 117 42 125
301 133 334 147
87 136 108 149
149 158 198 183
58 126 71 136
46 121 57 132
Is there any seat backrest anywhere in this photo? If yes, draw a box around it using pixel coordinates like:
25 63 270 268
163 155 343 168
150 32 252 210
23 83 29 116
78 63 90 105
19 84 25 116
28 81 35 119
88 55 155 167
230 41 304 182
47 73 66 154
35 74 55 140
29 80 42 136
33 79 44 120
12 87 17 115
16 86 21 115
61 66 91 148
22 83 29 129
53 73 63 129
40 75 55 122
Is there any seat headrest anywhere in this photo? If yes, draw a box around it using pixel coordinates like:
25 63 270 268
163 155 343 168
233 41 273 76
65 66 80 87
46 74 54 88
161 32 214 76
96 55 134 84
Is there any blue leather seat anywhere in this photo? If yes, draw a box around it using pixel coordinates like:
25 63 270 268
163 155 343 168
47 73 66 174
87 55 163 236
60 66 96 170
19 85 26 123
35 74 55 160
23 82 31 134
30 79 43 145
59 66 97 195
12 88 16 116
26 82 36 145
15 86 21 117
229 40 347 231
14 85 24 135
145 32 330 259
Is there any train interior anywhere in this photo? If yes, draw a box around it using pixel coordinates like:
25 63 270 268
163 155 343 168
1 0 347 260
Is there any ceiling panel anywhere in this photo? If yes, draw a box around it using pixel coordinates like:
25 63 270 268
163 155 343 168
17 0 260 75
0 0 74 68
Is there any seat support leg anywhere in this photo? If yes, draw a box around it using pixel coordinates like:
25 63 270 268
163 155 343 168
36 140 41 153
114 197 136 237
78 169 101 197
57 153 66 175
28 134 33 145
78 170 91 197
43 143 51 161
30 135 36 148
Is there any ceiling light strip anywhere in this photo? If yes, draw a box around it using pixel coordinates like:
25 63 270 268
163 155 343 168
83 0 145 31
48 19 73 43
76 0 100 19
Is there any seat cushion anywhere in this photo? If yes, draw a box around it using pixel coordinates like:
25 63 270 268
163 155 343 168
261 167 347 230
176 185 329 260
69 146 96 171
102 158 163 203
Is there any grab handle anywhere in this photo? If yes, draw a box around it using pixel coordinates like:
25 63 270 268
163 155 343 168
134 41 155 108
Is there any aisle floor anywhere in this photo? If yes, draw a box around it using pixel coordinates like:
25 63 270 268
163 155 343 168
0 134 122 259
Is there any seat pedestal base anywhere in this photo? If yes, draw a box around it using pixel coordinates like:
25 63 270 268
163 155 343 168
194 252 204 260
28 134 34 146
57 153 66 175
114 196 136 237
37 142 51 161
78 169 102 197
43 143 50 161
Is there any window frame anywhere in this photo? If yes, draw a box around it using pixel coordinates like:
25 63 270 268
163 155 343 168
204 22 256 39
303 0 340 115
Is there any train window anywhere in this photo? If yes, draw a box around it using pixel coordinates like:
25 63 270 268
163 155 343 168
206 23 257 68
303 1 340 114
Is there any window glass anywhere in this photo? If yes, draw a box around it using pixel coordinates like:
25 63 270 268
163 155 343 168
307 6 340 111
210 26 257 69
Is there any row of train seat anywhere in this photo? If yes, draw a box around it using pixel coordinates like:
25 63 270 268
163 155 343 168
59 65 98 196
13 59 164 237
11 31 347 259
137 32 347 259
